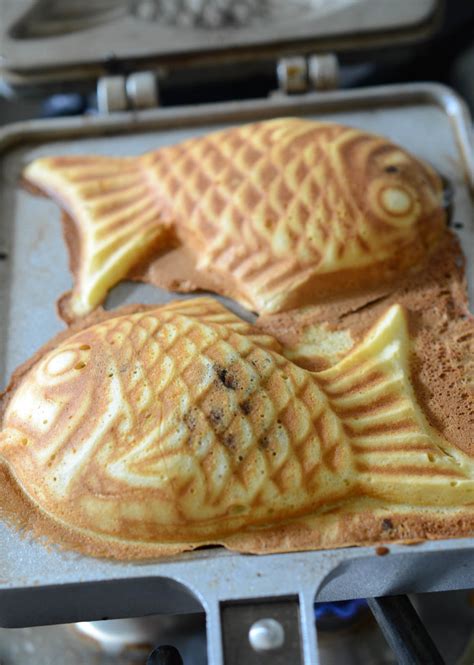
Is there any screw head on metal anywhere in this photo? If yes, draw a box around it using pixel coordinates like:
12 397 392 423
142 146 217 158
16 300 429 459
248 618 285 652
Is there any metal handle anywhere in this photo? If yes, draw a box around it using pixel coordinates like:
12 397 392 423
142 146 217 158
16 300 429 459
367 595 445 665
206 593 319 665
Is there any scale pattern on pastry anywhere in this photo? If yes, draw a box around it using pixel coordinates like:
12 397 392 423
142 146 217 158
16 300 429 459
23 118 446 322
1 297 472 556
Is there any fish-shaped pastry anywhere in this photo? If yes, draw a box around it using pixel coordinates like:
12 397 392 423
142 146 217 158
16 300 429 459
23 118 447 323
1 297 472 558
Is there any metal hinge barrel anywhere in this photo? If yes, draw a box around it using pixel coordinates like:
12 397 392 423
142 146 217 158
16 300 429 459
277 54 339 94
97 71 159 113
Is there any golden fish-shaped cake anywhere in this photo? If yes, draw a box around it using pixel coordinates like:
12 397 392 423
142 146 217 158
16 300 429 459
23 118 447 323
1 297 473 558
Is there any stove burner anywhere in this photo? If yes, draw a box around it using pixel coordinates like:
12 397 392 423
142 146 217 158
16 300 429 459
315 599 396 665
315 599 369 631
316 599 367 623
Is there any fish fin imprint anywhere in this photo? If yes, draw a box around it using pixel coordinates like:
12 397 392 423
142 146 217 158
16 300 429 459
316 304 474 506
23 155 175 322
160 297 283 352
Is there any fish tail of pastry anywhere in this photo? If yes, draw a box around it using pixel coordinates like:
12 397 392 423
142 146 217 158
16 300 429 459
23 155 174 321
316 304 474 507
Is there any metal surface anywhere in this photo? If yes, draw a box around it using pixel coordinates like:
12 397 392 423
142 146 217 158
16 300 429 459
276 54 339 93
0 0 440 86
97 72 160 114
367 596 445 665
308 54 339 91
222 599 301 664
126 72 159 110
97 75 128 114
0 84 473 665
277 56 308 94
248 618 285 652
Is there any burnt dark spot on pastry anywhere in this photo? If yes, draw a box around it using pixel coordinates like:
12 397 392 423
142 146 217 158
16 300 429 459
259 435 270 450
215 365 238 390
183 410 197 431
240 400 252 415
381 518 394 531
222 433 236 450
375 546 390 556
209 408 224 426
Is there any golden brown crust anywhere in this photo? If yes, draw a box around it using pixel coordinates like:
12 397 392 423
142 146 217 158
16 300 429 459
1 460 473 561
9 121 473 560
0 303 154 420
2 290 474 559
128 243 224 297
55 211 178 325
22 118 447 322
257 230 467 343
257 230 474 457
223 503 474 555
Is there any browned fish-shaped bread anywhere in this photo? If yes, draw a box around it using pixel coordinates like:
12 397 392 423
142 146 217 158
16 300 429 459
1 297 473 559
23 118 447 323
256 229 474 461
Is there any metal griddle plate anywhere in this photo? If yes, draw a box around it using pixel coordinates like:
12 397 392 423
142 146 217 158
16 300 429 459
0 84 474 664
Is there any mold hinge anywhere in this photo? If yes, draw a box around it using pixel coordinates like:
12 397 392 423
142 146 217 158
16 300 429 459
97 71 160 113
276 54 339 95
